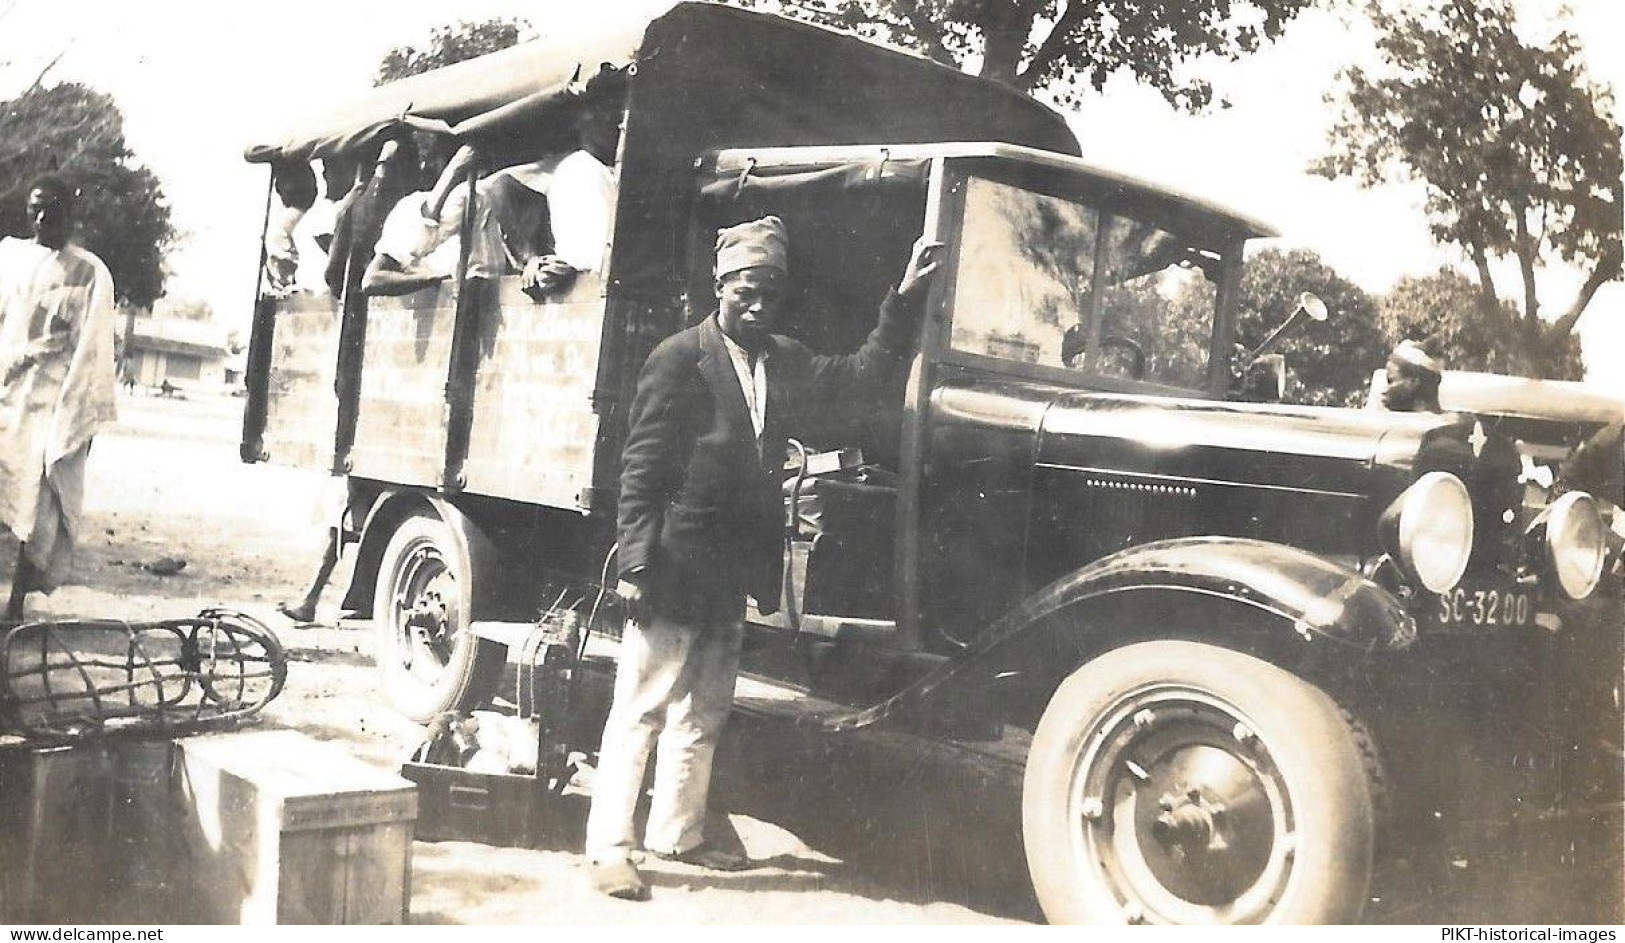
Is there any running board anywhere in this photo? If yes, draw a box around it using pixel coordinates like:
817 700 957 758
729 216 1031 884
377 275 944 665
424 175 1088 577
478 621 990 741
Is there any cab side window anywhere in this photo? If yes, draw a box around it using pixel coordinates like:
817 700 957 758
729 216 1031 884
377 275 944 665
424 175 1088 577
1094 217 1220 389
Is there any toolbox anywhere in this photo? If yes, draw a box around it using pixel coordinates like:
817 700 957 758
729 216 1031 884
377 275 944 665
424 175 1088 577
399 761 565 848
399 611 585 851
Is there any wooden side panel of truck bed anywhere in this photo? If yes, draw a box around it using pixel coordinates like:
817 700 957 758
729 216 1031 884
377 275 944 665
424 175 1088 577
462 274 605 509
260 292 340 471
350 285 457 487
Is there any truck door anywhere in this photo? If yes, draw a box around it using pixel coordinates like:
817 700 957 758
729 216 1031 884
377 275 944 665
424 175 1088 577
898 158 1054 653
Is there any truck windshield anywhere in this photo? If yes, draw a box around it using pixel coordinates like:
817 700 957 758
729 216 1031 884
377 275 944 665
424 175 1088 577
950 175 1226 389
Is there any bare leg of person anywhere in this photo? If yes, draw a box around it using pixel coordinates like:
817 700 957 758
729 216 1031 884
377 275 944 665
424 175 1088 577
278 528 340 624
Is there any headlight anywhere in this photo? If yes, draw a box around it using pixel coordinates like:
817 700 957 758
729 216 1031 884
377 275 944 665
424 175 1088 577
1545 491 1606 599
1380 471 1474 593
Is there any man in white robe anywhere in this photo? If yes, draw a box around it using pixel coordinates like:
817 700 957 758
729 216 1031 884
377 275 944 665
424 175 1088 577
0 175 118 621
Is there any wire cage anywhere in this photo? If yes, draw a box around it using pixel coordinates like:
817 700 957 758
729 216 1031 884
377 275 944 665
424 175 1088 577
0 608 287 739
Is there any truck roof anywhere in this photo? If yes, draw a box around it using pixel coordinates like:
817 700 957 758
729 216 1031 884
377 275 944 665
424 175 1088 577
243 1 1077 165
243 4 1275 290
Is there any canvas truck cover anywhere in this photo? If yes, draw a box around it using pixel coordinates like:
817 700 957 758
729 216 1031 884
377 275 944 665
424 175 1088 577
243 3 1077 163
244 1 1080 292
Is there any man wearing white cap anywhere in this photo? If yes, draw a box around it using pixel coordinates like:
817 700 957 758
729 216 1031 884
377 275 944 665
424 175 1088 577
585 215 942 899
1382 339 1443 413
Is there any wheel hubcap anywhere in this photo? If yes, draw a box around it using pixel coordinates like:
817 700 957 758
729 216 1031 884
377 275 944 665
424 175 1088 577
390 542 460 682
1151 788 1222 857
1069 688 1294 923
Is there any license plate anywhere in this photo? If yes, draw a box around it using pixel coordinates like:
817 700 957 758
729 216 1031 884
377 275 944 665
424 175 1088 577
1430 583 1535 631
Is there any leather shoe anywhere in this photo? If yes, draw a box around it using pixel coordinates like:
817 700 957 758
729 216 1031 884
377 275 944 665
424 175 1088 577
653 842 752 872
588 858 649 900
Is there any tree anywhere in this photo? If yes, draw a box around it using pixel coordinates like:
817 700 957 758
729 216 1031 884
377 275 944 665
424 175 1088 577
376 17 532 85
1315 0 1622 376
1234 248 1387 407
1378 268 1582 380
0 82 175 308
741 0 1315 107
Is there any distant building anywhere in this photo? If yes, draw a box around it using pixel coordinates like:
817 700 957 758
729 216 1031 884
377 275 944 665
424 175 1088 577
982 329 1042 364
222 346 249 388
119 312 233 389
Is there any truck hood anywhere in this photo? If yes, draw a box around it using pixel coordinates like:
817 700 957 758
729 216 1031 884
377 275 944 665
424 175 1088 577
1440 372 1623 425
1024 389 1462 496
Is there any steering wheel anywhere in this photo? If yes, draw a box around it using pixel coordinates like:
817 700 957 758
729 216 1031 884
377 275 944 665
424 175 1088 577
1097 334 1147 380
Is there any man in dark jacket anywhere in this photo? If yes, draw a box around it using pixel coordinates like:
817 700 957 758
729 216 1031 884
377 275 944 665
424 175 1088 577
584 215 941 899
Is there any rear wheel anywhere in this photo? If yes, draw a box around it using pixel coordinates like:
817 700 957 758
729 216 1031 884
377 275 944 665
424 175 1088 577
372 513 503 721
1023 640 1375 924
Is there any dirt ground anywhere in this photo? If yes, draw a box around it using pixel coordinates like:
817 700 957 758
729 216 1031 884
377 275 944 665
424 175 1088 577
4 391 1620 924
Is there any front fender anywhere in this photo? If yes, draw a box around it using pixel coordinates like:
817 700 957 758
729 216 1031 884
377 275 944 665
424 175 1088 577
1037 537 1417 651
827 537 1414 731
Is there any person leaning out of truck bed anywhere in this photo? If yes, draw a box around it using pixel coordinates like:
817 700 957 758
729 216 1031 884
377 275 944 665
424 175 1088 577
519 63 627 301
281 154 356 294
362 137 511 297
263 160 317 296
362 134 586 298
307 155 356 259
322 137 409 296
322 139 394 297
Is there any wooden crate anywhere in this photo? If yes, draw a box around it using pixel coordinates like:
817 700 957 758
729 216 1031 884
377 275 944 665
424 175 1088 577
0 738 114 923
0 737 176 924
171 730 416 924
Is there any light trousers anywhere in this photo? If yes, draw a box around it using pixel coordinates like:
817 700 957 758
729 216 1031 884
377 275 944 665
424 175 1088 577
584 598 744 862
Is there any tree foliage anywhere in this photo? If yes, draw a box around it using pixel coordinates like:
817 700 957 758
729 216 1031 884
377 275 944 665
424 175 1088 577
0 82 175 308
1379 268 1582 380
376 17 532 85
1235 254 1585 404
1315 0 1622 374
740 0 1314 107
1234 248 1387 407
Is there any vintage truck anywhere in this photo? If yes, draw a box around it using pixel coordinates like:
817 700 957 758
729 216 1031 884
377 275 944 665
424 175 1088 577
241 2 1622 924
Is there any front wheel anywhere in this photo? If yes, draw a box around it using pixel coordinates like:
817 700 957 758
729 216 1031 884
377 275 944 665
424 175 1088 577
1023 640 1376 924
372 513 503 722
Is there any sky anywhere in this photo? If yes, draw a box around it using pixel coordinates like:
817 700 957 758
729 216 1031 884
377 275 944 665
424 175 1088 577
1 0 1621 392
